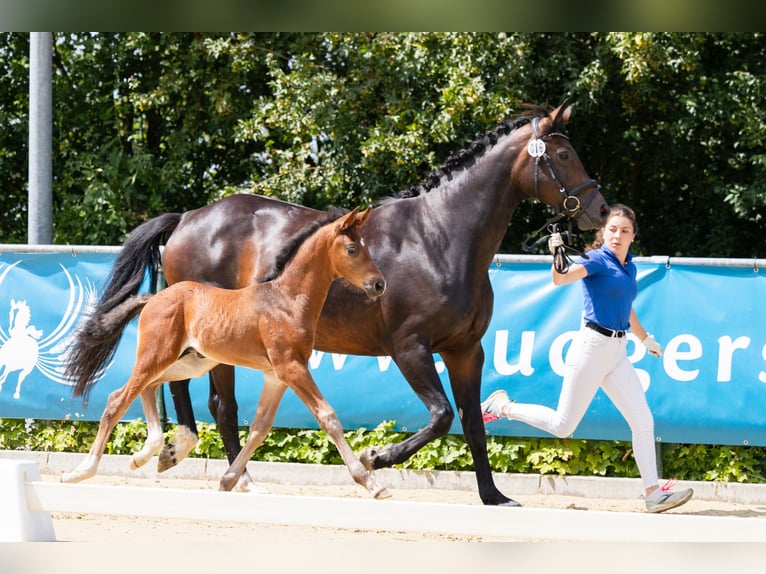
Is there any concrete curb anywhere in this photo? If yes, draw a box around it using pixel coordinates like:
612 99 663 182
4 449 766 505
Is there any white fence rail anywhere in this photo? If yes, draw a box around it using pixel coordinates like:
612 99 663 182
3 459 766 542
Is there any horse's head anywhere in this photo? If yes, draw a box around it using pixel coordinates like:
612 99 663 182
517 101 608 231
331 207 386 300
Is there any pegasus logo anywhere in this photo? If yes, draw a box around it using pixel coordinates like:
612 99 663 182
0 260 102 399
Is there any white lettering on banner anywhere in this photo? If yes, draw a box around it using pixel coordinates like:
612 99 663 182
493 330 535 376
761 344 766 384
377 356 393 372
309 351 446 374
308 351 348 370
717 336 750 382
547 331 576 376
308 330 764 388
664 335 703 381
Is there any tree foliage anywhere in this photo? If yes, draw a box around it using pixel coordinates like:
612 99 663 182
0 32 763 256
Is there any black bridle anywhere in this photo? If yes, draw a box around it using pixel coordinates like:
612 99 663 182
522 117 600 272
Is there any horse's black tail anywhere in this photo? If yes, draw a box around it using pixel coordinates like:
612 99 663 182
66 212 181 402
66 294 152 402
99 212 182 314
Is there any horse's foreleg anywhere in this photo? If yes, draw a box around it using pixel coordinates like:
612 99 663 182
286 365 389 499
61 384 138 483
441 345 519 507
131 385 166 470
158 379 199 472
219 371 286 492
360 347 453 472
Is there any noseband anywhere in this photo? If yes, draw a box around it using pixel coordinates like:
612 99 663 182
522 117 601 271
528 116 599 221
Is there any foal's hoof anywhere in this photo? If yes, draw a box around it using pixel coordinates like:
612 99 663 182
372 486 391 499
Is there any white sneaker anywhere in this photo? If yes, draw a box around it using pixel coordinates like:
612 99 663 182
645 487 693 513
481 389 511 423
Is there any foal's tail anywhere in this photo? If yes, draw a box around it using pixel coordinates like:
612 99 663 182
66 294 152 401
66 212 181 402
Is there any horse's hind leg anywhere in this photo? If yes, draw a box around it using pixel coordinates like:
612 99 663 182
62 383 139 483
131 385 166 470
158 379 199 472
207 364 259 492
283 364 389 499
219 371 286 493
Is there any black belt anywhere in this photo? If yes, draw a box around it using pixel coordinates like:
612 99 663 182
585 321 626 338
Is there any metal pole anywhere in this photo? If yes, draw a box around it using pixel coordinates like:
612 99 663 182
28 32 53 245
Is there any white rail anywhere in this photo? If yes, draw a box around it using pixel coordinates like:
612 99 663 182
3 459 766 542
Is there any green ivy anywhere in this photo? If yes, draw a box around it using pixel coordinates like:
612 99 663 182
2 417 765 483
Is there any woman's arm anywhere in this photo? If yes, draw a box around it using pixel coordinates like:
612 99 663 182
630 308 663 357
629 308 649 340
552 262 588 286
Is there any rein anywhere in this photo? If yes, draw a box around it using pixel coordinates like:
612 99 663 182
522 117 597 273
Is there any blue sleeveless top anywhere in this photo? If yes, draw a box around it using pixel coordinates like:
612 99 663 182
578 246 637 331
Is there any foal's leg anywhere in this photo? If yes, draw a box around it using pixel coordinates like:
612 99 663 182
282 363 389 499
61 383 142 483
158 379 199 472
131 385 166 470
219 371 287 492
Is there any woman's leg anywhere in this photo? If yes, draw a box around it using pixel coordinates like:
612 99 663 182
600 353 658 490
506 330 618 438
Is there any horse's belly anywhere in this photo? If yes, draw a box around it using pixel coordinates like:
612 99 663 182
161 353 219 382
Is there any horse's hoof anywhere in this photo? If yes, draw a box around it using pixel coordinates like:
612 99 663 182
219 472 238 492
493 498 522 507
359 447 379 471
61 471 83 483
372 486 391 499
156 445 177 473
234 475 271 494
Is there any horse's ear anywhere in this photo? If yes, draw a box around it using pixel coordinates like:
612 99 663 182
354 207 371 227
338 206 361 231
552 98 573 126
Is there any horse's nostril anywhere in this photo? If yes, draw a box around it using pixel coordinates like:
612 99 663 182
369 278 386 296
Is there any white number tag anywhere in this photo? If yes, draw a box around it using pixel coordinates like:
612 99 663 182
527 139 546 158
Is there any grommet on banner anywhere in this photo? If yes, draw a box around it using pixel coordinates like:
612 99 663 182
665 257 671 269
753 258 759 273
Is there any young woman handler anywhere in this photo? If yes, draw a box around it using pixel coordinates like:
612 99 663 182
482 204 693 513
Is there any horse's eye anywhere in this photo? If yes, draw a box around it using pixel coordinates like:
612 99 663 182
346 245 358 256
558 150 569 161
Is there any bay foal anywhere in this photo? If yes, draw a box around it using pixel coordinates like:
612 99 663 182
62 208 389 497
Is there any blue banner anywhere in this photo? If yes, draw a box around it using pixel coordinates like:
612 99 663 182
1 250 764 446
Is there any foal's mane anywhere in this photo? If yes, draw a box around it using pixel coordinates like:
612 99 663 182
395 103 563 199
258 206 349 283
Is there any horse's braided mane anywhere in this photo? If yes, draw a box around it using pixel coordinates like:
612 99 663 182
258 205 350 283
394 103 561 199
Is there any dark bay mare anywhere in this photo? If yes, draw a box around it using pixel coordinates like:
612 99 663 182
63 209 390 496
77 102 607 506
